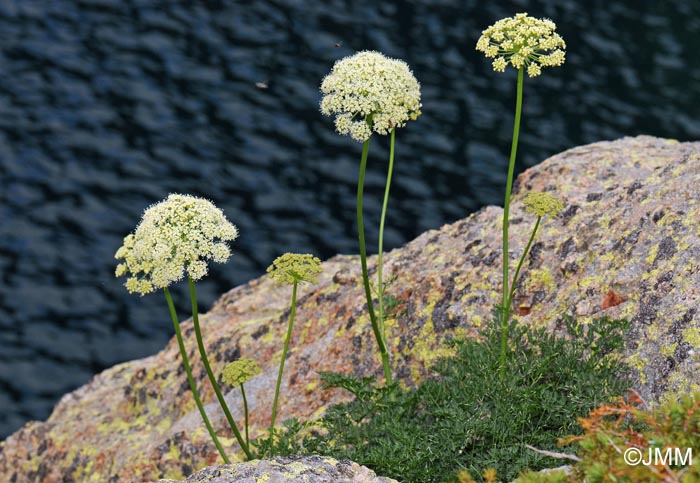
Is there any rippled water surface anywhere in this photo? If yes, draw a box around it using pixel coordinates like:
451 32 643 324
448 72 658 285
1 0 699 437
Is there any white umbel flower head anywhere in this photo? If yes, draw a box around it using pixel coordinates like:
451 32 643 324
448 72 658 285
115 194 238 295
320 51 422 142
476 13 566 77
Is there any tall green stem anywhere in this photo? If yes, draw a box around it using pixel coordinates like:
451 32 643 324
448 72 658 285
240 384 250 448
500 67 525 379
507 215 541 309
188 276 253 460
376 127 396 383
164 287 230 463
269 280 298 455
357 135 392 384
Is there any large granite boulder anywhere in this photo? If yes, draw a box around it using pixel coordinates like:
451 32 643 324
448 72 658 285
1 136 700 482
143 456 397 483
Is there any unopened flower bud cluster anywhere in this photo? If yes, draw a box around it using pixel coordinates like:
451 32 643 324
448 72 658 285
523 192 564 217
222 358 262 387
267 253 323 285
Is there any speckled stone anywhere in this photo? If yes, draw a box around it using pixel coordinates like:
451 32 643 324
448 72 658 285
2 136 699 483
143 456 398 483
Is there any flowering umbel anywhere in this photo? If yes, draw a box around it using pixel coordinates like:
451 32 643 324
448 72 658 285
115 194 238 295
320 51 422 142
222 358 262 387
476 13 566 77
267 253 322 285
523 192 563 217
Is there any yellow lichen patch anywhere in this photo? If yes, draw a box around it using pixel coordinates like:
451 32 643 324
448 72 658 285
645 244 659 264
641 267 661 282
305 380 319 393
162 467 186 481
659 373 700 406
626 353 648 385
684 327 700 348
407 305 467 383
166 440 180 461
155 417 172 434
661 343 677 357
578 274 603 290
525 267 556 292
617 298 638 320
676 237 690 252
598 252 615 264
658 211 682 228
261 326 277 344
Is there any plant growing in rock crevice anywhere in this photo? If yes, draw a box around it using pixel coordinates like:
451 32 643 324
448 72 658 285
115 193 252 461
221 357 262 450
320 50 422 385
298 315 631 483
476 12 566 378
263 253 322 455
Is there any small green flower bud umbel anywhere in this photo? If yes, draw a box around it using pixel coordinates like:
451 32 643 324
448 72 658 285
222 358 262 387
266 253 323 285
523 192 564 217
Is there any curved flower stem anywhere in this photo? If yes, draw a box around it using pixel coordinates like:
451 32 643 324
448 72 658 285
357 136 392 385
269 280 298 456
500 67 524 380
506 215 541 310
240 384 249 448
376 127 396 378
188 276 253 460
164 287 230 464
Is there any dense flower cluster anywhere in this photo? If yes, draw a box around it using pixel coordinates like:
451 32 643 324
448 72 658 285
115 194 238 295
523 192 563 217
476 13 566 77
320 51 422 142
222 358 262 387
266 253 323 285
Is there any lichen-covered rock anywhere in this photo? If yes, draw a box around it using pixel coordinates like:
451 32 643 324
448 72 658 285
143 456 398 483
1 136 700 483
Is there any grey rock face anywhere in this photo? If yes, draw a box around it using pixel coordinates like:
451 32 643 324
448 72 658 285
145 456 399 483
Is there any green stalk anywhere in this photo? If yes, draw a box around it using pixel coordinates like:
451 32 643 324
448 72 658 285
376 127 396 383
500 67 525 379
240 384 249 448
357 135 392 384
269 280 298 455
164 287 230 463
507 215 541 309
188 276 253 460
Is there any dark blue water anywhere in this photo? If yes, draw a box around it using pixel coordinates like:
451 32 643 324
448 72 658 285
1 0 699 438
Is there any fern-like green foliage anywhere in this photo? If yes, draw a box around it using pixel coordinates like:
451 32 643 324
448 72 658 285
295 315 631 483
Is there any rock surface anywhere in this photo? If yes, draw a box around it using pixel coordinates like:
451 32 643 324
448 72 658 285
2 136 700 482
143 456 397 483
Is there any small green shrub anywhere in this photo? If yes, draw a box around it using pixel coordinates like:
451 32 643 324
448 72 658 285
516 391 700 483
296 314 631 482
